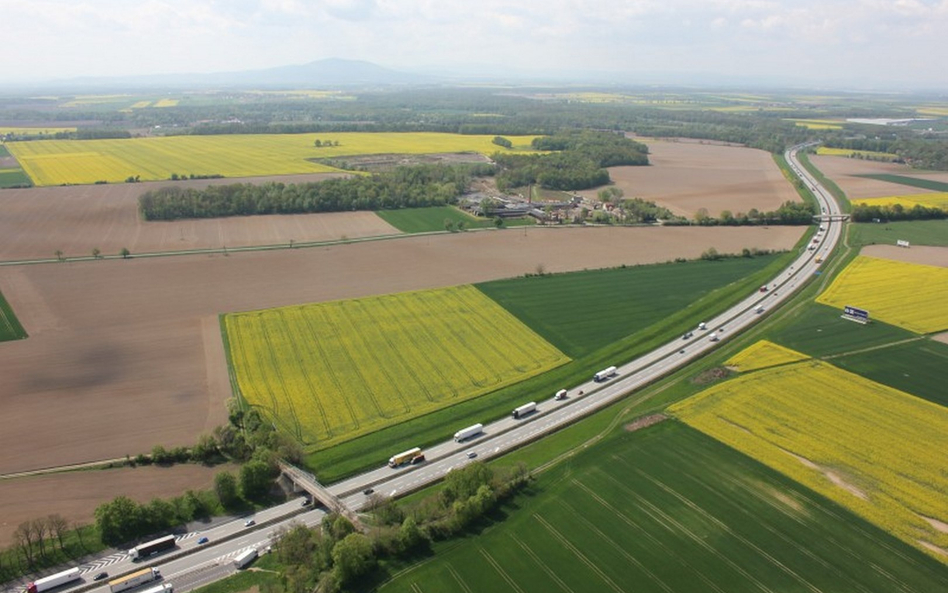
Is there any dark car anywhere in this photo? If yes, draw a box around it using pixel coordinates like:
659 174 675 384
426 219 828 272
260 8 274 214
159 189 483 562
197 536 209 545
410 454 426 465
93 573 109 582
363 487 374 495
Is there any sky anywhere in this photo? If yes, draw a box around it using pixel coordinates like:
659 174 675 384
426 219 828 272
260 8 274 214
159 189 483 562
3 0 948 89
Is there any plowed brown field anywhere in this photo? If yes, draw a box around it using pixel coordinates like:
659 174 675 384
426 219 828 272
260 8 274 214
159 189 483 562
0 173 400 261
810 155 948 199
577 138 799 217
0 225 802 477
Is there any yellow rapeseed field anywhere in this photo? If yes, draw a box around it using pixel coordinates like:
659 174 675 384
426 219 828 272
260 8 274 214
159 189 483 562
670 360 948 561
852 192 948 211
725 340 809 372
153 99 179 107
7 132 539 186
787 119 844 130
816 146 899 160
816 256 948 333
0 127 76 135
224 285 568 449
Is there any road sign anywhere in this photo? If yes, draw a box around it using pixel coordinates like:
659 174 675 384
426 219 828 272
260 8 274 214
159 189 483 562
842 305 870 324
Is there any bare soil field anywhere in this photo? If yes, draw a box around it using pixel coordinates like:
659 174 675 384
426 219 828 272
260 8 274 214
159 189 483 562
577 138 799 217
0 173 400 261
861 244 948 268
0 463 237 547
0 225 802 477
810 155 948 199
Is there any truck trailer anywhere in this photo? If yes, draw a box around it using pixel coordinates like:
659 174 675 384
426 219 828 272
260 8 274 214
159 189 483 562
26 568 81 593
593 366 617 382
108 568 161 593
388 447 422 468
128 535 176 561
233 548 258 569
511 402 537 419
453 423 484 442
137 584 172 593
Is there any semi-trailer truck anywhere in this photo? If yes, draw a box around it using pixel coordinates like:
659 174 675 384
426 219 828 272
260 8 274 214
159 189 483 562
454 423 484 442
511 402 537 419
109 568 161 593
26 568 81 593
388 447 422 468
593 366 617 382
128 535 176 560
233 548 258 569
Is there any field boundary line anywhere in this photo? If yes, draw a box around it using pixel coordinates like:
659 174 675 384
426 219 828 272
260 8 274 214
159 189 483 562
508 533 574 593
822 336 927 360
532 514 627 593
478 548 526 593
565 483 726 593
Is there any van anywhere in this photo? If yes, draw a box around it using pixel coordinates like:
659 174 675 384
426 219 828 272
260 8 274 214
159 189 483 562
554 389 567 400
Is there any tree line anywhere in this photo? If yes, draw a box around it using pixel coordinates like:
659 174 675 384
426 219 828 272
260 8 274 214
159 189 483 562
493 130 648 191
851 202 946 222
139 164 484 221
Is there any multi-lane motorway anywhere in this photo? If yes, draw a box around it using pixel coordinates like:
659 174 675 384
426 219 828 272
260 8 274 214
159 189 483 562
10 143 842 593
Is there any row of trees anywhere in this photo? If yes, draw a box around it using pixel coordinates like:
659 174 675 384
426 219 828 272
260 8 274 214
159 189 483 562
851 202 946 222
8 515 72 574
270 461 530 593
688 201 817 226
493 130 648 191
139 164 483 221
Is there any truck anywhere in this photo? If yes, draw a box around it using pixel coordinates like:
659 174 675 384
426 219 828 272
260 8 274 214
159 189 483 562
454 423 484 442
26 568 81 593
233 548 258 569
698 322 707 330
511 402 537 419
137 584 172 593
554 389 567 400
388 447 422 468
593 366 617 382
108 568 161 593
128 535 176 560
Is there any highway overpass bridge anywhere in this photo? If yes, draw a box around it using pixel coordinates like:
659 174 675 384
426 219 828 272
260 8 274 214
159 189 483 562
279 462 363 531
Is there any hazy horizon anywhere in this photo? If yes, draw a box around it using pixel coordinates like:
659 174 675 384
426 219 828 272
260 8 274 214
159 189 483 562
3 0 948 91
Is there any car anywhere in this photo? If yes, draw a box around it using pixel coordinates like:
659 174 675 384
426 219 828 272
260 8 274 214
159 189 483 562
410 454 426 465
244 519 255 527
301 498 312 507
679 349 686 354
93 573 109 582
197 537 209 545
710 335 720 342
467 451 477 459
363 487 374 495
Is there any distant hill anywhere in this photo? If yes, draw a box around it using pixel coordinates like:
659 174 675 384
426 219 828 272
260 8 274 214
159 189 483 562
27 58 437 91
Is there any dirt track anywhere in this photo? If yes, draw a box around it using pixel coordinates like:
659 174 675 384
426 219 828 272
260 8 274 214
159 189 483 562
578 139 799 217
861 244 948 268
0 225 803 477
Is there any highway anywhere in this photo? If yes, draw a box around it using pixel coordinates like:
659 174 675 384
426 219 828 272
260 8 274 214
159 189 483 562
9 143 842 593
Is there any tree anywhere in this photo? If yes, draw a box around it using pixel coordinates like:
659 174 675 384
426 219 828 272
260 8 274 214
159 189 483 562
92 247 101 259
48 514 68 551
120 247 131 259
95 495 142 545
239 459 273 501
151 444 171 465
13 522 35 568
398 516 426 552
331 533 376 585
492 136 513 149
55 250 64 262
494 217 505 228
214 471 239 508
32 518 48 558
191 433 219 463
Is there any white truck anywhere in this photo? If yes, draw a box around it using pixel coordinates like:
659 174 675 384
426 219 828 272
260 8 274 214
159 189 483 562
511 402 537 419
137 584 172 593
128 534 176 560
233 547 258 569
554 389 567 400
454 423 484 442
109 568 161 593
26 568 81 593
593 366 617 382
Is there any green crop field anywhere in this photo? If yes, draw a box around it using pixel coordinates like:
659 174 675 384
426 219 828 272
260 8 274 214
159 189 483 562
0 168 31 188
223 285 568 448
379 422 948 593
0 290 27 341
850 219 948 247
374 206 534 233
6 132 538 186
830 338 948 408
855 173 948 192
478 255 783 357
765 302 915 357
